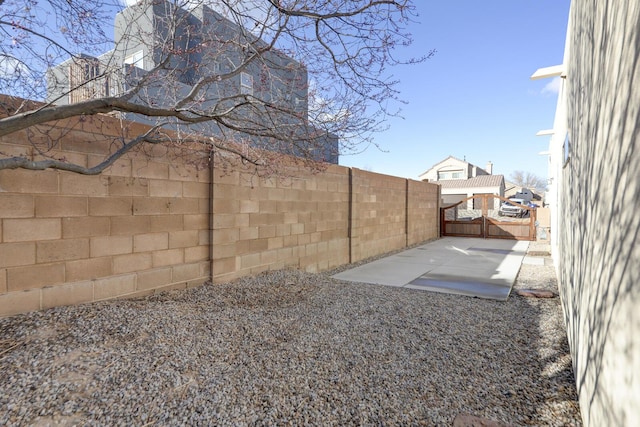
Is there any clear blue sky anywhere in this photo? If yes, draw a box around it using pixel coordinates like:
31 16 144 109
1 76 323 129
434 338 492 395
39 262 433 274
339 0 570 181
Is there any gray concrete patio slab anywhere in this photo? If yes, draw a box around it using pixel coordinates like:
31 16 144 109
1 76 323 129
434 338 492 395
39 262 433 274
332 237 529 301
332 258 431 287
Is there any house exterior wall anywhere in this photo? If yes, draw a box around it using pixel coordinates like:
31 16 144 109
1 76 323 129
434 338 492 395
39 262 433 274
0 107 439 318
45 0 339 164
418 156 490 182
419 157 469 182
547 1 640 425
111 0 310 113
419 157 501 209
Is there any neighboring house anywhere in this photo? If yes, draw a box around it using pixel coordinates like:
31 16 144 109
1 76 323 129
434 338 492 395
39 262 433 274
418 156 505 209
504 180 543 205
504 180 522 198
46 0 338 164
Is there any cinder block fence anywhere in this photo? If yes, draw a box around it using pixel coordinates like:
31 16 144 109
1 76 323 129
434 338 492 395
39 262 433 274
0 112 439 317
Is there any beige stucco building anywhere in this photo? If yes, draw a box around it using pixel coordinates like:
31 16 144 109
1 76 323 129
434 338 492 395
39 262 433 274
533 1 640 425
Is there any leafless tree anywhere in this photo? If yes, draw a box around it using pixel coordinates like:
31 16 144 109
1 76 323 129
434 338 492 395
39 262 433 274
0 0 432 175
510 170 548 193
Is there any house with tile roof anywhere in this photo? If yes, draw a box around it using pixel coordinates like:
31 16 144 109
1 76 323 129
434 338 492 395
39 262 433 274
418 156 505 209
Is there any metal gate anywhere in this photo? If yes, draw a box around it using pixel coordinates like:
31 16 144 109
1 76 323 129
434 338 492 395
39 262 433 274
440 194 536 241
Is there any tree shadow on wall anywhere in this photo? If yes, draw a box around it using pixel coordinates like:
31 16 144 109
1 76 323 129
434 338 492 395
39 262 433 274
561 3 640 423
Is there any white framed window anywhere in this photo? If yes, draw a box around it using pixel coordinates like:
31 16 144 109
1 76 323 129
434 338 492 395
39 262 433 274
438 170 464 180
124 50 144 69
240 72 253 95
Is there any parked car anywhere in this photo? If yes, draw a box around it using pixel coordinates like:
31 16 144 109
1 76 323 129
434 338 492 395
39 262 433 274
498 198 528 218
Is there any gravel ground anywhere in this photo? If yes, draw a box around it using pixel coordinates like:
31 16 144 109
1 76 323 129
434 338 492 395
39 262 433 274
0 242 582 426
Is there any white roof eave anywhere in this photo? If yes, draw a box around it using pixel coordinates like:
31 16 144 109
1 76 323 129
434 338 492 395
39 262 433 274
530 64 565 80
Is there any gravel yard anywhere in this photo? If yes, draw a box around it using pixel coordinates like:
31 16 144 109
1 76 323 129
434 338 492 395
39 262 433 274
0 244 581 426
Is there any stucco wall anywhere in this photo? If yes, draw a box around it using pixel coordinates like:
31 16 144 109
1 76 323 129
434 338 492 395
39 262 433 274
560 1 640 425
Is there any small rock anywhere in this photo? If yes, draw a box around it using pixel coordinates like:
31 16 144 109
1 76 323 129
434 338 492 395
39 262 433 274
452 413 512 427
516 289 556 298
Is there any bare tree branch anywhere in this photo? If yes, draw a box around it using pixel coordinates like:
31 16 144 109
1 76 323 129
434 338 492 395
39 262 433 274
510 170 548 192
0 0 430 175
0 124 164 174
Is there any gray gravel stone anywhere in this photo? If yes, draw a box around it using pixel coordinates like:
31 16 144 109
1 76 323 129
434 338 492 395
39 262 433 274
0 248 581 426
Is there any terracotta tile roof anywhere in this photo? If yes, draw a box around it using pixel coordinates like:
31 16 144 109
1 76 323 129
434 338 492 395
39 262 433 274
437 174 504 189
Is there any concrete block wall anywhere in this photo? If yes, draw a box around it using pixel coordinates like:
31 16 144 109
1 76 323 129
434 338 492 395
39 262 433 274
407 179 440 246
0 115 211 317
212 165 440 281
350 169 408 262
0 100 440 317
212 163 351 282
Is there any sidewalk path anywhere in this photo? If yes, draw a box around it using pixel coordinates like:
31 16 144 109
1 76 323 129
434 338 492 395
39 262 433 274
332 237 529 300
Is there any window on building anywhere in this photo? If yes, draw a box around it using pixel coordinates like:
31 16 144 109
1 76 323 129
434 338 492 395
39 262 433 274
437 170 464 180
124 50 144 69
83 61 100 81
68 56 106 103
240 72 253 95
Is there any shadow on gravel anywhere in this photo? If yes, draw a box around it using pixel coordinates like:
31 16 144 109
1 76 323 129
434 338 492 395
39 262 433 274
507 290 583 425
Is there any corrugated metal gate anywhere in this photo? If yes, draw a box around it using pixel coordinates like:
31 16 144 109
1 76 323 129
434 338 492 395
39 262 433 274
440 194 536 241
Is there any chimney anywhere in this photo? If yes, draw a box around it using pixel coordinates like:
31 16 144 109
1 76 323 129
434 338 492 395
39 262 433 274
486 161 493 174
